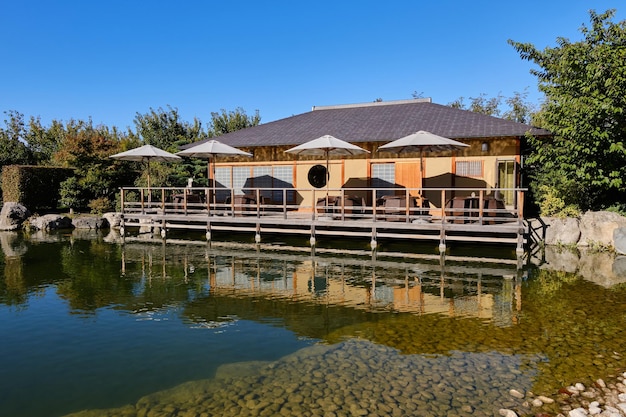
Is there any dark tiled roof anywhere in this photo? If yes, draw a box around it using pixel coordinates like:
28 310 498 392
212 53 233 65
191 99 550 148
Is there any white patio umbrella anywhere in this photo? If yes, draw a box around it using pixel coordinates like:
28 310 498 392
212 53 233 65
377 131 468 188
176 139 252 203
285 134 369 208
285 134 369 186
110 144 181 189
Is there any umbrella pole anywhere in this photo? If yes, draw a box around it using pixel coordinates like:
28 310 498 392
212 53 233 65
325 151 330 214
211 158 216 215
146 160 151 204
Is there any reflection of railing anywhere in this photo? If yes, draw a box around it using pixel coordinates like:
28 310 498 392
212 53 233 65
120 239 523 324
120 186 525 225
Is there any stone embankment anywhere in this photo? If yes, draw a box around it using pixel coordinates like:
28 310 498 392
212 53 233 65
528 211 626 254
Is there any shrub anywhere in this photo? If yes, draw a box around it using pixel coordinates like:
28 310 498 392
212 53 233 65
537 185 581 218
88 197 113 215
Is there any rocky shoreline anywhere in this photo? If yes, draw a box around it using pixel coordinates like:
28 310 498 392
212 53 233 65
500 370 626 417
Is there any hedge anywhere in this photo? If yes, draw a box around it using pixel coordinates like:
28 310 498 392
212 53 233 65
1 165 74 211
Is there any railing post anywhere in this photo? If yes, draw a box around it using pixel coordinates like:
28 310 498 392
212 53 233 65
256 189 260 218
120 188 125 214
372 189 377 222
478 189 484 224
441 189 446 219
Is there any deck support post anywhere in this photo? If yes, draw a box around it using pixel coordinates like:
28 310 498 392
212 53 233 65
160 219 166 239
515 222 525 256
370 226 377 250
439 224 446 253
255 224 261 244
310 225 316 247
206 222 211 241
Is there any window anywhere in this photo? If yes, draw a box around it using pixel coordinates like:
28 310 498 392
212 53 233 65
455 160 483 177
214 165 295 203
372 163 395 198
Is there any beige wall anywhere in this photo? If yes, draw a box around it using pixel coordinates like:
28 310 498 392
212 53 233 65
215 138 520 210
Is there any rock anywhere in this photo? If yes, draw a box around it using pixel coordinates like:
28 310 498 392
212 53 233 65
614 228 626 255
568 408 587 417
103 212 122 229
72 216 108 229
596 379 607 389
538 395 555 404
28 214 73 230
579 211 626 248
0 202 31 231
531 398 543 407
614 257 626 278
617 403 626 414
509 389 525 399
498 409 518 417
588 404 601 415
542 246 580 273
543 217 581 246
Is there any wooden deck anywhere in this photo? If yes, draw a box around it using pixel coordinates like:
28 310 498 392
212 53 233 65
118 186 528 253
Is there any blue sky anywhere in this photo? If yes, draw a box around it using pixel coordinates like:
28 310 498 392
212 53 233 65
1 1 623 131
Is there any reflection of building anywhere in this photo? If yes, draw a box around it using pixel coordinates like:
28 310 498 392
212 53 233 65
119 239 523 326
200 246 522 325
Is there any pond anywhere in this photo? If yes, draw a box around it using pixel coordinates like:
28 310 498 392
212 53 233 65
1 230 625 417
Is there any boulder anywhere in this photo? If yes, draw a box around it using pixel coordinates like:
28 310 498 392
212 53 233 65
102 212 122 229
28 214 74 231
613 256 626 278
0 202 31 231
543 217 581 246
579 211 626 248
614 227 626 255
72 216 108 230
542 246 579 273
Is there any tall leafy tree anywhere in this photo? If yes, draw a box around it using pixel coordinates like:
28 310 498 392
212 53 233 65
132 106 206 187
509 9 626 212
0 110 33 167
54 122 129 211
209 107 261 136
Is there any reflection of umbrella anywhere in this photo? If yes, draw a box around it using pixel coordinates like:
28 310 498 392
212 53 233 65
377 131 468 188
285 134 369 187
110 144 181 189
176 140 252 203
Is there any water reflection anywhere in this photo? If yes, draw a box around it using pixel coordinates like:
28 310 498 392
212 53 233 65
1 231 626 417
117 237 524 331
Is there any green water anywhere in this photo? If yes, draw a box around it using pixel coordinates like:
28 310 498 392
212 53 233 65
0 230 625 417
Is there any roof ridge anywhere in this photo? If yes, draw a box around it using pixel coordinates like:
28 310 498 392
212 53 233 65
312 98 432 111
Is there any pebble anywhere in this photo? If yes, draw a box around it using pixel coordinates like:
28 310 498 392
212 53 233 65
56 339 626 417
568 408 588 417
538 395 555 404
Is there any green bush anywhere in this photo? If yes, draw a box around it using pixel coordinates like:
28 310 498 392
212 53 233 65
59 177 86 211
537 185 581 218
88 197 113 215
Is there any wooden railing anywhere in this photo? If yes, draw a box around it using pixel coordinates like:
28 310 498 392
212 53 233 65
119 186 526 225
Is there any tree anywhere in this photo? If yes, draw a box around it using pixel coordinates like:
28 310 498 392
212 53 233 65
0 110 33 168
132 106 206 187
54 122 129 211
447 94 504 117
209 107 261 136
509 9 626 212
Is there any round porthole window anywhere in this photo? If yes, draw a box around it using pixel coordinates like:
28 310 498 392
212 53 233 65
308 164 327 188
